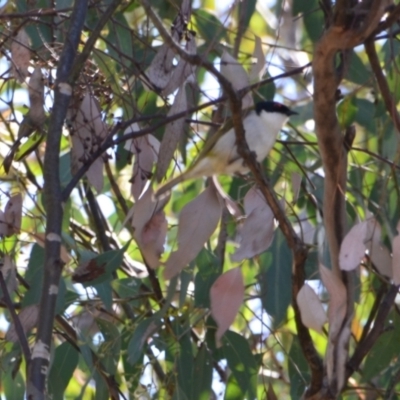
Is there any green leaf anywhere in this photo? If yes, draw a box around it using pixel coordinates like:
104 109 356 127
363 312 400 381
48 342 79 400
194 249 221 308
288 336 310 399
94 282 113 310
259 230 292 326
224 374 243 400
293 0 323 42
127 316 160 365
172 319 194 399
192 345 213 400
106 12 133 70
223 331 257 399
345 51 372 86
337 96 357 129
3 369 25 400
238 0 257 32
96 319 121 375
59 152 72 188
194 9 228 45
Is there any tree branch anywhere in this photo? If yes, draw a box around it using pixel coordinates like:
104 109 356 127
27 1 88 397
365 38 400 133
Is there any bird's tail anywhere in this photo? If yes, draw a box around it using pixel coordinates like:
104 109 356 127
154 172 189 199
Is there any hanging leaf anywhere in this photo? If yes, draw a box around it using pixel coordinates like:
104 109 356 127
339 220 369 271
162 31 197 96
231 187 275 262
164 185 223 279
132 187 168 268
6 304 39 342
220 50 253 109
297 283 327 333
0 255 17 296
11 28 31 82
125 124 160 200
156 86 188 182
4 192 22 237
210 267 244 346
392 221 400 285
27 66 45 128
357 218 392 278
249 35 265 82
70 91 108 192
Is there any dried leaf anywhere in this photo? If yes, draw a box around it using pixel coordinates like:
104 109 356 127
6 304 39 342
27 67 45 127
11 28 30 82
220 50 253 109
297 283 327 333
70 91 107 192
1 255 17 295
125 125 160 200
231 187 274 262
164 185 223 279
0 210 8 237
4 192 22 237
145 41 176 91
210 267 244 347
339 220 368 271
319 264 347 383
291 172 302 203
319 264 347 338
72 258 105 283
211 177 242 218
162 31 197 95
156 86 187 182
140 210 168 269
249 35 265 81
392 221 400 285
132 187 168 268
364 218 392 278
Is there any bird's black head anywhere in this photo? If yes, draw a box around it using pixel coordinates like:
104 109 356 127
256 101 297 117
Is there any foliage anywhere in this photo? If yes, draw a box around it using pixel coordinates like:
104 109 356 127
0 0 400 399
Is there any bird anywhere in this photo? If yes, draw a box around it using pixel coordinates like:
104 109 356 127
154 101 297 198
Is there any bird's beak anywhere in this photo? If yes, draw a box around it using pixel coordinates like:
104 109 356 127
289 110 298 116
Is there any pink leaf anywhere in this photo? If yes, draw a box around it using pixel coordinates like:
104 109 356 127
210 267 244 347
339 220 369 271
392 221 400 285
156 86 187 182
11 28 30 82
132 187 168 268
319 264 347 337
297 283 327 333
220 51 253 109
129 132 160 200
319 263 347 382
291 172 302 203
164 185 223 279
4 193 22 236
0 210 8 237
364 218 392 278
27 67 45 127
162 31 196 95
140 210 168 269
249 35 265 82
2 255 17 295
231 187 274 262
70 91 107 192
6 304 39 342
